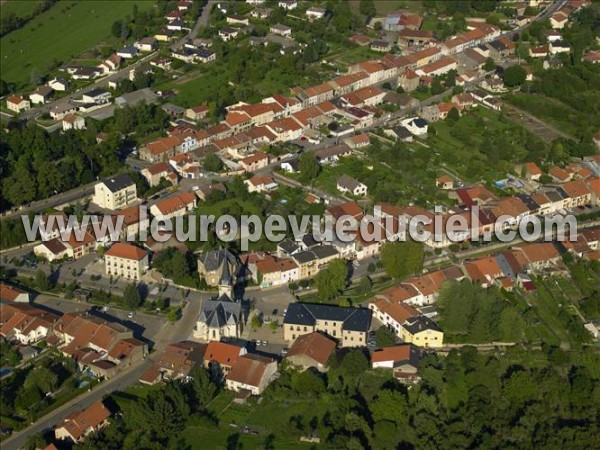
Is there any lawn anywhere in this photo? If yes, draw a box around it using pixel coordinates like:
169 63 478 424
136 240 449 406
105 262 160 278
0 0 153 86
1 0 44 19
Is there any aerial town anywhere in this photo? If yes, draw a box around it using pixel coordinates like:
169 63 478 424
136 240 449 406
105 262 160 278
0 1 599 449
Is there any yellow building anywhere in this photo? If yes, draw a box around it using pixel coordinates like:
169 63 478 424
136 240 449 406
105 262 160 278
92 174 137 210
398 316 444 348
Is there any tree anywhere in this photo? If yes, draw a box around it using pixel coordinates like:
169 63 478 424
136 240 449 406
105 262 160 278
250 313 262 329
483 57 496 72
25 366 58 393
314 259 348 300
357 276 372 295
291 370 326 395
380 240 424 279
111 20 123 39
370 389 408 426
35 269 50 291
375 326 396 347
204 153 223 172
430 77 445 95
167 308 179 323
359 0 376 17
503 65 527 87
447 107 460 123
341 349 369 377
123 283 142 309
367 262 376 274
299 152 320 182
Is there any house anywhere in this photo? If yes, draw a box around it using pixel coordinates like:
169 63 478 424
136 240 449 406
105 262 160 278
0 282 31 303
416 57 458 77
104 243 149 281
384 10 423 32
398 68 420 92
155 27 175 42
249 255 299 287
306 6 326 20
283 303 372 348
149 192 197 220
583 50 600 64
337 175 368 197
71 66 103 80
34 239 72 262
251 7 272 19
227 14 249 26
239 151 269 172
226 353 277 396
6 95 30 113
286 331 336 372
29 86 54 105
464 256 503 287
185 105 209 121
141 162 177 187
48 77 69 91
371 344 421 380
62 114 86 131
167 18 185 31
245 176 278 193
344 134 370 149
270 23 292 37
402 117 428 136
140 136 182 163
99 53 122 73
0 303 58 344
54 401 111 444
92 174 137 210
204 341 247 375
197 249 239 294
150 56 172 70
278 0 297 10
370 40 393 52
397 29 434 48
135 37 158 52
517 162 543 180
314 144 352 164
398 316 444 348
194 293 243 341
81 88 111 104
550 11 568 28
529 44 550 58
549 166 572 183
219 26 240 42
436 175 454 190
139 341 207 385
117 45 138 59
280 159 300 173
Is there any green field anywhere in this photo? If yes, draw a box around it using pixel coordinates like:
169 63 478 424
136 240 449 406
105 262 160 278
0 0 153 86
0 0 44 19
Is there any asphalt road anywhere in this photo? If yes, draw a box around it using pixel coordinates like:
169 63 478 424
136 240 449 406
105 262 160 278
170 0 215 51
1 291 203 450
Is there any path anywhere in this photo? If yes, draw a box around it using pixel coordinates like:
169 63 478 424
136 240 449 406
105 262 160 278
170 0 216 51
503 103 575 142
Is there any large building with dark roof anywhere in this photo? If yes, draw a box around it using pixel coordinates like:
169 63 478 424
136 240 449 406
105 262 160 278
283 302 371 347
197 249 240 296
194 293 243 341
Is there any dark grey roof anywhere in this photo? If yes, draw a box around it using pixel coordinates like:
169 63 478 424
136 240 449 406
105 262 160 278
517 194 539 211
411 118 428 128
293 251 318 264
199 293 241 328
278 239 300 255
543 189 564 202
555 187 569 200
102 173 135 193
283 302 371 332
403 316 441 334
337 174 362 191
197 48 215 58
86 88 109 98
393 125 412 138
300 233 319 249
495 253 515 278
312 245 338 260
489 40 508 51
200 249 238 272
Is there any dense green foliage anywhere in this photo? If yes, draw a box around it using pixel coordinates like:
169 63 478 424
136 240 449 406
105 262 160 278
380 240 424 279
152 247 205 289
315 259 349 300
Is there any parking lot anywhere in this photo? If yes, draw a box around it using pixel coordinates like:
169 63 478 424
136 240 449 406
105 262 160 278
34 295 167 346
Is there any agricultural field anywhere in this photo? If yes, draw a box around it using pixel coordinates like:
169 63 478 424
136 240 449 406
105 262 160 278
0 0 153 87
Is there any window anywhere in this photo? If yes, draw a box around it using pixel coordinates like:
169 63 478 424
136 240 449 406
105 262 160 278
303 326 307 331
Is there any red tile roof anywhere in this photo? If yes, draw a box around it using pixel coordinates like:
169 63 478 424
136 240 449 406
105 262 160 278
105 242 148 261
287 331 336 366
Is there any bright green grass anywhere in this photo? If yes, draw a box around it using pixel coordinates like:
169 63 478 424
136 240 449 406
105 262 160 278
1 0 44 19
0 0 153 86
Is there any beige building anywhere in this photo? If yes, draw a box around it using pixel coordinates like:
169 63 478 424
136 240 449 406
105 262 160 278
104 243 149 280
194 294 243 341
226 354 278 396
92 174 137 210
283 303 371 348
398 316 444 348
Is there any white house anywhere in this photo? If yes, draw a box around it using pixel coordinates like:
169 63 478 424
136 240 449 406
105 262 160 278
337 175 368 196
226 354 278 396
6 95 30 113
29 86 54 105
402 117 428 136
62 114 86 131
117 45 138 59
306 7 326 20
